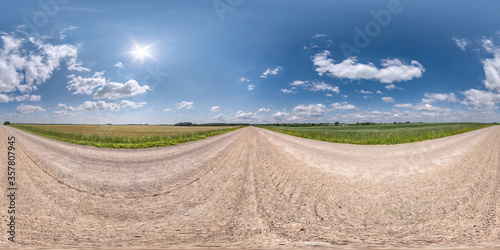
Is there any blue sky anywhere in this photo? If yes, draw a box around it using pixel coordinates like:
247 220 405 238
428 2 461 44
1 0 500 124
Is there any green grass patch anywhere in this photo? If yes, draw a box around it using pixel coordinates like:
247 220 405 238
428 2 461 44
10 124 242 149
259 123 494 145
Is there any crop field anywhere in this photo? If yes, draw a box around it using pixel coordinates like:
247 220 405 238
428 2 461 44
261 122 494 145
9 124 241 148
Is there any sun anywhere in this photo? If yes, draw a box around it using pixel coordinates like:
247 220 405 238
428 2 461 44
130 43 155 61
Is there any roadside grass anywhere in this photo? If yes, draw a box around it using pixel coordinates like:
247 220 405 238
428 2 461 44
259 123 494 145
10 124 242 149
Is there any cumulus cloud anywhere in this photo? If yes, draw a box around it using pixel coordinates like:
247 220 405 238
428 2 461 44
462 89 500 111
248 84 255 91
280 88 295 94
260 66 283 78
385 84 397 90
0 94 9 103
313 50 425 84
16 103 45 113
292 104 328 117
424 92 459 102
118 100 146 108
239 77 250 82
376 90 383 95
330 102 358 110
452 37 468 51
76 101 120 111
258 108 271 112
272 111 289 119
211 106 221 112
461 40 500 111
213 114 227 120
67 71 106 95
0 35 81 94
394 103 414 108
382 97 395 103
177 101 194 109
235 111 257 119
163 108 172 112
0 94 41 103
94 79 150 100
482 51 500 92
115 62 123 68
67 58 90 72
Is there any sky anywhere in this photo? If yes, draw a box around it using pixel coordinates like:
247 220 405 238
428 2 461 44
1 0 500 124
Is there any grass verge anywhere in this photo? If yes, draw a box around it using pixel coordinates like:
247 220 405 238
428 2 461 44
10 124 242 149
259 123 494 145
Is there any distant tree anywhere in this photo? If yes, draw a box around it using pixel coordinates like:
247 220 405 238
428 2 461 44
406 121 410 124
334 122 340 126
394 121 397 124
3 121 10 125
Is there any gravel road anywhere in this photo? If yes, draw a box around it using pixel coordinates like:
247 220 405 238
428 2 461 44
1 125 499 249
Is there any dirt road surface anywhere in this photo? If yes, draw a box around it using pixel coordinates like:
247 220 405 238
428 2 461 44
1 125 499 249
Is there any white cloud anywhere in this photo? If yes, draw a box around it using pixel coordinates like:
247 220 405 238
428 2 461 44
77 101 120 111
115 62 123 68
452 37 468 51
272 111 289 119
341 94 348 98
424 92 459 102
482 52 500 92
385 84 397 90
118 100 146 108
67 72 106 95
394 103 413 108
284 80 339 94
235 111 257 119
280 88 295 94
358 90 373 94
330 102 358 110
213 114 226 120
16 103 45 114
67 58 90 72
163 108 171 112
94 79 150 100
211 106 221 112
313 50 425 84
0 94 41 103
13 94 41 102
325 93 333 97
177 101 194 109
376 90 383 95
260 66 283 78
382 97 395 103
462 89 500 111
290 80 306 86
239 77 250 82
313 33 327 38
292 104 328 117
0 94 9 103
412 103 452 112
59 26 78 39
307 81 339 93
258 108 271 112
248 84 255 91
482 39 496 53
0 35 80 93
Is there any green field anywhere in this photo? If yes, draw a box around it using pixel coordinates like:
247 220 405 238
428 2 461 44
10 124 241 149
260 123 494 145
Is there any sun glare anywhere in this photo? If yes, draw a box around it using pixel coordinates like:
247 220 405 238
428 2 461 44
130 43 155 61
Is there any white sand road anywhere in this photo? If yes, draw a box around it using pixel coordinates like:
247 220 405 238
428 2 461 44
1 125 500 249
